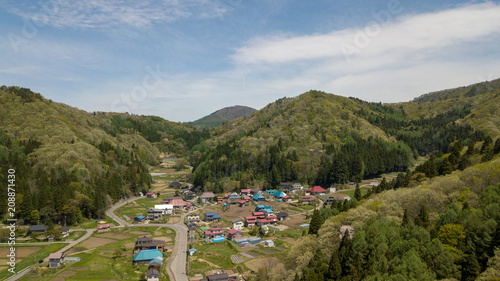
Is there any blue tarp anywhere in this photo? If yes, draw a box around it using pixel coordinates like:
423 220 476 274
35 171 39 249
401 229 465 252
213 237 225 242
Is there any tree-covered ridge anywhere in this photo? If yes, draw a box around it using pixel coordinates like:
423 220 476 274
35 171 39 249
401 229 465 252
412 78 500 103
0 86 207 225
192 87 494 191
192 91 414 191
260 153 500 281
98 113 210 156
352 100 484 156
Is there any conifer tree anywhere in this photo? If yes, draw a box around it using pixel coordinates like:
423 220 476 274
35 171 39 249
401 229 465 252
308 209 323 235
354 183 362 201
415 205 430 229
494 138 500 154
327 251 342 281
402 208 410 226
461 249 481 281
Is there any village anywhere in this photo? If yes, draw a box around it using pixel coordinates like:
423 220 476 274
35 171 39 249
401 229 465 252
121 180 360 281
0 174 374 281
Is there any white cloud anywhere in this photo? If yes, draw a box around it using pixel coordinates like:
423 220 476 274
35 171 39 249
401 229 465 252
232 2 500 65
2 0 230 29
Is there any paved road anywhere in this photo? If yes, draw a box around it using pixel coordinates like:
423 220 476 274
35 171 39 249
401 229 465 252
105 197 189 281
6 229 95 281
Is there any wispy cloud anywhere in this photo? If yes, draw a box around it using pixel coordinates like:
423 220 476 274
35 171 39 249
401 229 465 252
1 0 230 29
232 2 500 65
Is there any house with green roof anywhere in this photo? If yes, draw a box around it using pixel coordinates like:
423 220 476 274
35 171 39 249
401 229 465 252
133 249 163 265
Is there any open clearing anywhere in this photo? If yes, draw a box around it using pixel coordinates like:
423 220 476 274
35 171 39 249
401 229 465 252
80 237 116 248
130 231 149 235
245 257 280 272
58 271 76 277
155 236 172 242
97 232 133 240
0 247 40 258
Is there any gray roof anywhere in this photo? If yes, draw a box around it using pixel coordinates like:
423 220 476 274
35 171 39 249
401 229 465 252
29 225 47 231
60 226 70 232
232 218 243 223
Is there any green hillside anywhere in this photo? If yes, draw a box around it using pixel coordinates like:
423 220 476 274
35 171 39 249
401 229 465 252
187 105 257 129
0 86 208 224
191 85 495 192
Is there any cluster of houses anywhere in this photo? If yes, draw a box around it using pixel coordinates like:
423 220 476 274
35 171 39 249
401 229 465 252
133 194 197 224
132 236 167 281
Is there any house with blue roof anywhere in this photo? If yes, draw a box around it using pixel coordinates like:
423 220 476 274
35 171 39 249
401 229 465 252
255 205 266 211
274 190 286 198
204 212 221 222
133 249 163 265
252 193 265 201
134 215 146 223
266 190 277 196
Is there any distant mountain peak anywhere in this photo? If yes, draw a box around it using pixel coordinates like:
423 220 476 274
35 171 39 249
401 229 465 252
188 105 257 129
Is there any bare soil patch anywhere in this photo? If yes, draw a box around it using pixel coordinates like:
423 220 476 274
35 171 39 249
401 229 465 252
58 271 76 277
154 236 172 242
0 247 40 257
256 248 277 254
281 238 299 245
245 257 280 272
168 217 181 224
65 248 84 255
154 231 162 236
97 232 133 240
80 237 116 248
130 231 150 235
281 215 308 227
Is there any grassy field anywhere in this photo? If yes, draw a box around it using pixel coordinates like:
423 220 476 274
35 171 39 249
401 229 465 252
337 187 371 198
0 243 68 279
17 227 175 281
188 240 248 277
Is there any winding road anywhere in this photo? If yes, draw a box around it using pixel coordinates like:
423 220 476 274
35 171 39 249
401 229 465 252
106 197 189 281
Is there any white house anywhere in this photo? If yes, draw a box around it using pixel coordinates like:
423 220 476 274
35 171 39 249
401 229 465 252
154 204 173 215
232 219 244 230
187 215 200 223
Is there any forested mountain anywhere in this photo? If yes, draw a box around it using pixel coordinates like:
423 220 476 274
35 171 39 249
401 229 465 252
0 86 208 224
251 79 500 280
187 105 257 129
191 77 500 192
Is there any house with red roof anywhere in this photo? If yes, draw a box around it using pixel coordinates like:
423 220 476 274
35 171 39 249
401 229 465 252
228 229 243 240
306 186 327 195
240 189 250 195
146 192 157 198
252 212 266 219
238 200 247 207
168 198 188 209
245 216 257 228
301 196 313 204
210 228 224 238
282 194 292 202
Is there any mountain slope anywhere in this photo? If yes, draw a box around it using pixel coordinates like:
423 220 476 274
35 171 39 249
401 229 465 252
0 86 207 224
192 91 414 191
187 105 257 129
192 77 500 192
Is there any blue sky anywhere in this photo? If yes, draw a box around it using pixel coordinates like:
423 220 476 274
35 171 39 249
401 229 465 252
1 0 500 122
